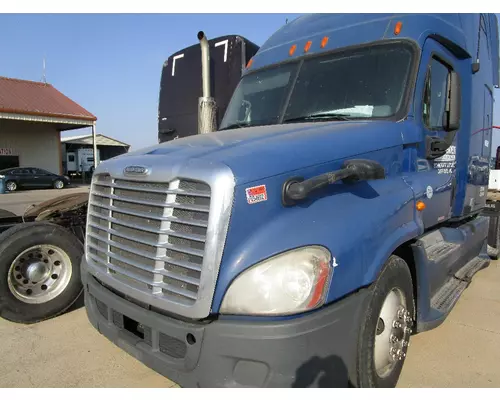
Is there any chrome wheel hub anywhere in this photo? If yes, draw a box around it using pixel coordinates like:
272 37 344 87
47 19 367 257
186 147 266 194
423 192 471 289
7 244 72 304
374 288 413 378
26 262 49 282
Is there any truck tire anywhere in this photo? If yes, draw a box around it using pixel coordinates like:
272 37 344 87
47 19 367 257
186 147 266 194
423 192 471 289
0 221 84 324
357 255 415 388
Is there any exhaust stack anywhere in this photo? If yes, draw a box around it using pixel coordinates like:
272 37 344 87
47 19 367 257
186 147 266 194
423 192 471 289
197 31 217 134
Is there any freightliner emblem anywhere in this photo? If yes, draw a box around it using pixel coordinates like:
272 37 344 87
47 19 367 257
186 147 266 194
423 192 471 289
124 165 150 176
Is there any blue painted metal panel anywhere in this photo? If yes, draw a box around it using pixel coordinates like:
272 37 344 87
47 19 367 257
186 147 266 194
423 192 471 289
211 145 418 311
129 13 499 318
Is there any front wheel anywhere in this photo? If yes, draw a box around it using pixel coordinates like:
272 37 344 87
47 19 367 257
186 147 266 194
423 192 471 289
6 181 17 192
53 179 65 189
0 222 84 324
357 255 415 388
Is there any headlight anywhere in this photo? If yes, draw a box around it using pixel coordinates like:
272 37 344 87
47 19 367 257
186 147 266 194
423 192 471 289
0 175 5 179
220 246 332 316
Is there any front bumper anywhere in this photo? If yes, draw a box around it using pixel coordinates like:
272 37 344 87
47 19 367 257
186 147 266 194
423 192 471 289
82 268 370 388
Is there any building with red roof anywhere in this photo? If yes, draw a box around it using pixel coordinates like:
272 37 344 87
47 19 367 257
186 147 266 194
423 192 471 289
0 76 97 174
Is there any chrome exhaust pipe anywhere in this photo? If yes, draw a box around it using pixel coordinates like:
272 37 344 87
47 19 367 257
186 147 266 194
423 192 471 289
197 31 217 134
198 31 211 98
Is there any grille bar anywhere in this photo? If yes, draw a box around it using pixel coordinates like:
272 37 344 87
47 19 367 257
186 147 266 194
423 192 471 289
87 252 198 300
89 203 208 226
94 181 210 198
87 230 204 261
86 244 200 286
88 210 207 232
88 218 206 243
95 242 201 273
92 191 210 213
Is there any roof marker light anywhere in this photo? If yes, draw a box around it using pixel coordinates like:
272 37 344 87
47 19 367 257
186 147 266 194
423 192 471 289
304 41 312 53
394 21 403 36
320 36 329 48
246 58 254 69
289 44 297 56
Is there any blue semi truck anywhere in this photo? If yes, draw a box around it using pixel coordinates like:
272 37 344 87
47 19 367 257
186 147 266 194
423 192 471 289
82 14 499 387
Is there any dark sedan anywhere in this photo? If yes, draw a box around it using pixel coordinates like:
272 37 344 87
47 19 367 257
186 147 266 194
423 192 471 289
0 167 71 192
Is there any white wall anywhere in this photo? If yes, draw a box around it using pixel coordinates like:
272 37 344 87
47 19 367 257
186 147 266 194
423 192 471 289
0 119 61 174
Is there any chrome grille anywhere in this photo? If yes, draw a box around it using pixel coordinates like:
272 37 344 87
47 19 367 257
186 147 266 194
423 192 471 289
87 174 210 306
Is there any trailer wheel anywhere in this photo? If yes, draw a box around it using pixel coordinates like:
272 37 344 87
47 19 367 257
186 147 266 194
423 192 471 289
357 255 414 388
0 221 83 324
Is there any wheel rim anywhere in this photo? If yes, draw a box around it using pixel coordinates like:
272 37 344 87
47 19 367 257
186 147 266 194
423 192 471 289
55 180 63 189
373 288 413 378
6 182 16 191
7 244 72 304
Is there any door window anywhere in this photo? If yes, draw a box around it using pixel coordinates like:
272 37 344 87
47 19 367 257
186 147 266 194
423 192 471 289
422 57 451 130
33 168 50 175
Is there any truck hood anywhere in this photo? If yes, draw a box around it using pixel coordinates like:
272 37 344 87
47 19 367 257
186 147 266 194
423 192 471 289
123 120 404 185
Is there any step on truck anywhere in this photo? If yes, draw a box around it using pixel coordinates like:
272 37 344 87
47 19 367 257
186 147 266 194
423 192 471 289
0 34 257 324
82 14 500 388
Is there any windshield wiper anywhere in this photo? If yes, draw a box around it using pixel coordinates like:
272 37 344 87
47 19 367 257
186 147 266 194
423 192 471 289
218 122 251 131
283 112 352 123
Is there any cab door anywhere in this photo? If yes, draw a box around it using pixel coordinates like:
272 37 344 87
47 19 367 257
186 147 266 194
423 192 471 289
412 38 462 229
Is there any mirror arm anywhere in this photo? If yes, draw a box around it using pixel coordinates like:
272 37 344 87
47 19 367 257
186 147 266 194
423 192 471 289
282 159 385 206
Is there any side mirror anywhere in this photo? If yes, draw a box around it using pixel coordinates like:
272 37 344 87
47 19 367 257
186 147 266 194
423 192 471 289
343 159 386 182
445 70 461 132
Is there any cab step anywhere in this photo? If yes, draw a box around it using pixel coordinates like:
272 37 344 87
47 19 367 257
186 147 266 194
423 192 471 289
412 215 490 333
430 256 489 313
426 240 460 262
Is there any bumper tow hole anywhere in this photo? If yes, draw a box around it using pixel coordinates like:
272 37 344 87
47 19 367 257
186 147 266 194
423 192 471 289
123 315 145 340
186 333 196 345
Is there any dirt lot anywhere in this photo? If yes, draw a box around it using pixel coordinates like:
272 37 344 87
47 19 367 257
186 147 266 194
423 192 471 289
0 259 499 388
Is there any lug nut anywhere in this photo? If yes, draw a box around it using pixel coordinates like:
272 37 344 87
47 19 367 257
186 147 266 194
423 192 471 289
397 309 406 319
393 321 402 329
390 347 397 359
404 327 412 334
390 334 398 343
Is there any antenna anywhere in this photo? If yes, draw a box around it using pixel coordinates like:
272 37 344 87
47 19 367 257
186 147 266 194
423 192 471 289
42 56 47 84
286 18 288 24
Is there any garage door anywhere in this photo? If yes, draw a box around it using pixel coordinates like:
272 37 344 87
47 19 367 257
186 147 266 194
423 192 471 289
0 155 20 170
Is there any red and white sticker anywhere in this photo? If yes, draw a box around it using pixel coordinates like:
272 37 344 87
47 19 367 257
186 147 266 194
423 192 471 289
245 184 268 204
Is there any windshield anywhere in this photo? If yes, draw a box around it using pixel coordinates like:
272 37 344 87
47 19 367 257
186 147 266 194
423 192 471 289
219 42 414 130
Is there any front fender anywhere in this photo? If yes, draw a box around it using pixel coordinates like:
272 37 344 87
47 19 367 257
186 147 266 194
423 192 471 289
211 154 418 313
